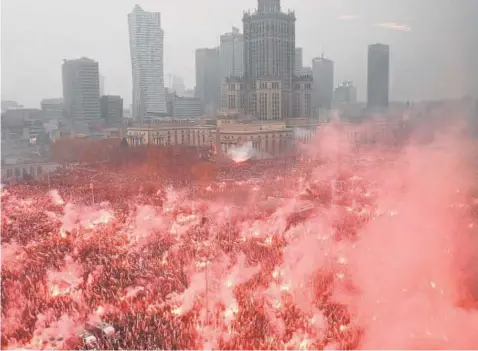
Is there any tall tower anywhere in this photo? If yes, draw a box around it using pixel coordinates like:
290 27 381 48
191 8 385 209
62 57 101 122
295 48 303 75
220 27 244 108
243 0 296 119
171 75 186 97
367 43 390 109
99 75 105 96
128 5 167 121
195 48 221 115
312 56 334 110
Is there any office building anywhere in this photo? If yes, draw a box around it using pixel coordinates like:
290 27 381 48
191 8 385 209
128 5 167 121
100 75 105 96
367 43 390 109
62 57 101 121
220 27 244 107
195 47 221 114
171 75 186 97
1 100 21 113
41 98 64 121
100 95 124 126
312 56 334 110
334 81 357 104
170 96 204 118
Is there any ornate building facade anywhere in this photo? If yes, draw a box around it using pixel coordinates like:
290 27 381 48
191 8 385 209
223 0 312 120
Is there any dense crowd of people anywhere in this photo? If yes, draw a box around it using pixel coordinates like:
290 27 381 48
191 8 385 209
2 146 477 350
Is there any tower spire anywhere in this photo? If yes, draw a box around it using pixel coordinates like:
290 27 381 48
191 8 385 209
258 0 281 13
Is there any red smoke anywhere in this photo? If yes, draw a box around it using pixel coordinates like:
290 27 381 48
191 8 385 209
2 117 478 350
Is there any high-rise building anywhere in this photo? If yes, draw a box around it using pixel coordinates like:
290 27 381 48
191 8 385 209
312 56 334 110
367 43 390 109
100 95 124 126
171 75 186 97
292 75 313 117
334 81 357 104
299 66 312 76
41 98 64 121
195 47 221 114
220 27 244 107
128 5 167 121
242 0 296 119
62 58 101 121
295 48 303 75
100 75 105 96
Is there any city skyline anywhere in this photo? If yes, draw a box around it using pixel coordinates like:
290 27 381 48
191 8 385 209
2 0 478 107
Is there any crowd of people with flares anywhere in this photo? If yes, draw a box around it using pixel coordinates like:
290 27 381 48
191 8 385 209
2 123 478 350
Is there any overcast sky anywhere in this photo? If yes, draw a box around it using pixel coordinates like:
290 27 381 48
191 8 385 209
2 0 477 107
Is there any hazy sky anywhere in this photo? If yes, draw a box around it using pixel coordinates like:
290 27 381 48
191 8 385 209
2 0 477 107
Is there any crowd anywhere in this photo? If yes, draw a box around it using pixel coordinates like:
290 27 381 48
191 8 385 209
3 150 474 350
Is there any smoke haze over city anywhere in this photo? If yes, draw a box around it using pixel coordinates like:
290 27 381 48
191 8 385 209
2 0 478 107
2 1 478 350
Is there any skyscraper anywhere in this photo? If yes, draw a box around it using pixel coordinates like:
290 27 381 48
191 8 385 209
171 75 186 97
295 48 303 75
334 81 357 104
100 75 105 96
312 56 334 110
62 58 101 121
367 43 390 109
220 27 244 108
128 5 167 121
100 95 124 126
242 0 296 119
195 48 221 114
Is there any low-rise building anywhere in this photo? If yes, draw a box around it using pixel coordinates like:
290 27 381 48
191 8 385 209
1 161 60 181
286 117 320 144
125 121 215 147
125 115 299 159
41 98 64 121
217 119 293 157
1 108 47 144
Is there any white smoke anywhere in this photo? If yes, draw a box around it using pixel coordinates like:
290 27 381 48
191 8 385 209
228 141 260 163
293 128 311 141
